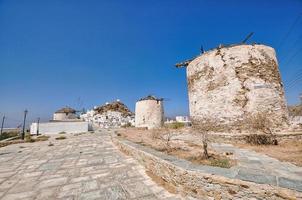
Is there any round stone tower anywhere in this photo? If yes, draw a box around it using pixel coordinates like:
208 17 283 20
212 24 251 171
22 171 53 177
53 107 77 121
180 44 288 129
135 95 164 129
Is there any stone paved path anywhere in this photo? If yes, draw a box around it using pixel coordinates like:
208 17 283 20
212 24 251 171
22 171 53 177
212 143 302 192
0 130 182 200
175 133 302 192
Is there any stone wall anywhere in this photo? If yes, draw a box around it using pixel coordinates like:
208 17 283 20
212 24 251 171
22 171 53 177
135 99 164 129
112 136 302 200
186 44 288 130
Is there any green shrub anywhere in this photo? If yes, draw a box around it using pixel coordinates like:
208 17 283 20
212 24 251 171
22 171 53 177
166 122 185 129
0 131 19 141
36 135 50 141
55 136 66 140
121 122 133 128
210 158 231 168
25 134 35 143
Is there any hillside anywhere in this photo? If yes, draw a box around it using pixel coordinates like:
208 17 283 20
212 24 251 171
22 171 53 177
288 104 302 116
94 101 133 117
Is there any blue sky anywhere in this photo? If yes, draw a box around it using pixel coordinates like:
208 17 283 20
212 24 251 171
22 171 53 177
1 0 302 127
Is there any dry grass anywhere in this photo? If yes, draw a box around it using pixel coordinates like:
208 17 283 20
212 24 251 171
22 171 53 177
0 131 19 141
25 134 35 143
0 140 25 148
169 149 233 168
244 134 278 145
55 136 67 140
0 134 50 148
35 135 50 141
164 122 185 129
25 134 50 143
235 140 302 167
243 112 273 134
117 128 234 168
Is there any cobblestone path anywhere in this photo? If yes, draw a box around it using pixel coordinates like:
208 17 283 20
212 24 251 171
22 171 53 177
175 133 302 192
212 143 302 192
0 130 182 200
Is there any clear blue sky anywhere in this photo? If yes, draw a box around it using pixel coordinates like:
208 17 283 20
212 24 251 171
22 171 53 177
1 0 302 127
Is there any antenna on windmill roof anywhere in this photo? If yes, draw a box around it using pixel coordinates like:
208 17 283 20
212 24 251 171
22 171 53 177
241 32 254 44
200 45 204 54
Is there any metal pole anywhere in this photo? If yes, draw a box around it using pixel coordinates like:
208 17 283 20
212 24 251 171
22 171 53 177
21 110 28 140
37 117 40 136
0 115 5 135
241 32 254 44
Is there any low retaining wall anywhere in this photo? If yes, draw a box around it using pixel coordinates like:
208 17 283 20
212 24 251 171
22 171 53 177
207 133 302 144
112 136 302 200
30 121 89 135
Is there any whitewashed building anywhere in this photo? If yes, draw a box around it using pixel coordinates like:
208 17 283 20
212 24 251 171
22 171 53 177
81 100 134 128
30 121 88 135
30 106 88 135
175 116 190 123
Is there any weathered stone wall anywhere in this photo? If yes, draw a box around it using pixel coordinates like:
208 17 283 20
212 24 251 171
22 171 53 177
135 100 164 129
113 136 302 200
187 44 288 129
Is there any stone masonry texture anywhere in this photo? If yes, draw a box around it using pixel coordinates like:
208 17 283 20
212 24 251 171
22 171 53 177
186 44 288 129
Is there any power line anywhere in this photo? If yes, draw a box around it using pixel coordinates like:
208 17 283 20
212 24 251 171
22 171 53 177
286 72 302 90
279 33 302 64
277 12 302 49
4 117 21 122
286 70 302 85
287 80 302 91
283 68 302 90
282 47 302 66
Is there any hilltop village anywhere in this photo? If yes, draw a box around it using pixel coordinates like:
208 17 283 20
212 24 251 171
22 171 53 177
30 95 181 134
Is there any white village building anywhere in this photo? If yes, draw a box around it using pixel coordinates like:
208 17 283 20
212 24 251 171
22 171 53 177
81 100 134 128
175 116 191 123
30 106 89 135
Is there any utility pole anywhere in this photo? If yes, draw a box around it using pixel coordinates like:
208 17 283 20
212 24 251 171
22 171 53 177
36 117 40 136
21 109 28 140
0 115 5 135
